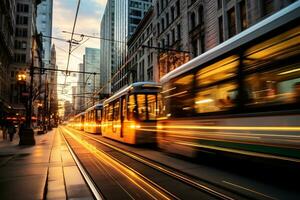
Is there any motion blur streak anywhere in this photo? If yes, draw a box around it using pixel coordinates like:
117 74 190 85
156 125 300 132
61 127 171 200
69 128 235 200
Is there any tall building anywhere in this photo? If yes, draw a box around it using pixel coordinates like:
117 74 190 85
99 0 114 95
63 100 72 120
127 7 156 85
76 63 85 113
84 47 100 108
0 0 16 119
48 44 58 124
100 0 153 94
36 0 53 68
9 0 43 120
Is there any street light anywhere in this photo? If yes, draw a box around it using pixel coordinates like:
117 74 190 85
19 34 41 145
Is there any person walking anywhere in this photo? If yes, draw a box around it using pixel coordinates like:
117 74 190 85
1 121 8 140
7 123 16 142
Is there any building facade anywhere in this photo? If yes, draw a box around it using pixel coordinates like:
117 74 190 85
48 44 58 124
75 63 85 113
9 0 43 122
100 0 153 94
127 7 156 85
63 100 72 120
0 0 16 119
152 0 297 80
84 47 100 108
36 0 53 68
100 0 115 96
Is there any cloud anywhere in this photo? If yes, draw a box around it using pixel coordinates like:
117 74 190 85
53 0 107 101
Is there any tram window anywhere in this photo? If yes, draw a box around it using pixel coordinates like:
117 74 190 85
195 82 237 113
128 95 137 120
97 110 101 121
244 63 300 106
196 55 238 87
108 104 113 121
166 74 194 117
103 107 107 121
137 94 147 121
114 100 120 121
147 94 157 120
244 26 300 71
121 97 127 121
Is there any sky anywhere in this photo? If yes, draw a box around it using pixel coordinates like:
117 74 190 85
52 0 107 104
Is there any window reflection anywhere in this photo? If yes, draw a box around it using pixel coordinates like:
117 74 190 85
128 95 137 120
166 74 194 117
137 94 147 121
196 55 238 87
244 26 300 71
147 94 157 120
195 82 237 113
245 63 300 106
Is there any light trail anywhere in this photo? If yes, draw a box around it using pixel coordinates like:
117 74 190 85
66 127 235 200
61 127 172 200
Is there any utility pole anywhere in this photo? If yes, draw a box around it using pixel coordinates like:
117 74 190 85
43 73 48 132
93 72 96 105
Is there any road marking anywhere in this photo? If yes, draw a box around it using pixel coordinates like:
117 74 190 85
222 181 278 200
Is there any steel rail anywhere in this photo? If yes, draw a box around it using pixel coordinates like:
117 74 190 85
61 127 175 200
59 128 104 200
66 127 235 200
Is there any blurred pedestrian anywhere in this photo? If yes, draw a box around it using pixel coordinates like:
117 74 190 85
1 121 8 140
7 123 16 142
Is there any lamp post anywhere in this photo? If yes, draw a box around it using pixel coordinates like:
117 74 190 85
19 35 37 145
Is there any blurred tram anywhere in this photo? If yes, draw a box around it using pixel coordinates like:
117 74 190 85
157 2 300 160
71 112 85 131
102 82 161 144
84 103 103 134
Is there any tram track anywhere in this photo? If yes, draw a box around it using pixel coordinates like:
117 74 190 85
61 126 249 200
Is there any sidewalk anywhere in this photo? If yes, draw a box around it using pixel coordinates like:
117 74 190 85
0 128 93 200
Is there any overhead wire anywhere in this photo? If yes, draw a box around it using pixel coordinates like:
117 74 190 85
63 0 81 88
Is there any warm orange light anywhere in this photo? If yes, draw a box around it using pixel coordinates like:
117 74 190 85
130 123 141 129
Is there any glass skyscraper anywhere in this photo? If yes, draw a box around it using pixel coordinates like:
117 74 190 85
36 0 53 68
84 47 100 107
100 0 152 94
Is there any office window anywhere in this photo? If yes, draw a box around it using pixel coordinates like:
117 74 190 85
239 0 247 31
227 8 236 38
218 0 222 9
190 12 196 29
262 0 274 16
172 28 175 43
171 6 175 21
177 24 181 40
17 3 29 13
176 1 180 17
219 16 224 43
16 15 28 25
166 12 169 26
198 5 204 26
